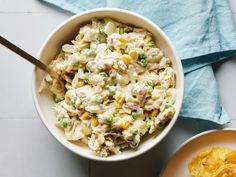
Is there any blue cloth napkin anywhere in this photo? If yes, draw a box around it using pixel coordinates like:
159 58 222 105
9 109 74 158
40 0 236 124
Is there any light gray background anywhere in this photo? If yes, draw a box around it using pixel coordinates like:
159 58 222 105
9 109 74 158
0 1 236 176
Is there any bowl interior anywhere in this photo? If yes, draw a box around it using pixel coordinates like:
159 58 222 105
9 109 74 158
33 9 184 161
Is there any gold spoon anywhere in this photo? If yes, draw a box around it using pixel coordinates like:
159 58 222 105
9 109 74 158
0 35 59 79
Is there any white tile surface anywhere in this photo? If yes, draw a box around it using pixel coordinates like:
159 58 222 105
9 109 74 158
214 57 236 119
0 1 236 177
0 119 89 177
0 0 70 13
0 13 69 118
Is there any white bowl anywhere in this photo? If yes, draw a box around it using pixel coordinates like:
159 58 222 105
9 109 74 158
33 8 184 161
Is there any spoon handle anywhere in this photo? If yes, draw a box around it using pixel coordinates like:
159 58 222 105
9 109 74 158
0 35 59 79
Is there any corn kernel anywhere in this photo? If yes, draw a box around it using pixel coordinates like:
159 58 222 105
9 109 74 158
82 127 92 135
151 109 159 117
64 92 70 103
103 99 110 105
119 37 129 43
80 112 90 120
79 54 87 64
79 33 84 40
114 92 125 103
119 119 131 129
121 54 133 65
154 85 161 89
129 50 138 60
75 81 84 88
91 117 99 127
151 95 158 100
79 42 89 49
114 100 122 109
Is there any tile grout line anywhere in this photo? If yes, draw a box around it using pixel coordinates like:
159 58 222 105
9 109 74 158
0 11 57 14
0 117 39 119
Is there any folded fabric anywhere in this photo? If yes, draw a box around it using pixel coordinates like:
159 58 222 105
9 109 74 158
40 0 236 124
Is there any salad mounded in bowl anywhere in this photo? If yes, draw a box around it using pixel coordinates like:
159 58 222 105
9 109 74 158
40 18 176 157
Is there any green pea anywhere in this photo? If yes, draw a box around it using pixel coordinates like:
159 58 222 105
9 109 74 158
84 73 89 83
165 102 172 109
59 118 68 129
108 86 116 95
105 114 113 125
124 46 130 54
100 72 108 77
86 61 92 71
131 111 138 119
145 118 152 128
131 127 139 135
94 95 103 104
72 55 80 64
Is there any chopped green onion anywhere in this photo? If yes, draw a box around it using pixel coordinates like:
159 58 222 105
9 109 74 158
145 118 152 128
138 52 147 60
119 26 125 34
124 46 130 54
139 58 148 67
97 24 106 41
147 85 153 95
71 97 77 105
87 50 96 57
99 24 105 33
86 61 92 71
165 102 172 109
108 86 116 95
84 73 89 83
148 40 156 48
94 95 103 104
100 72 108 77
131 127 139 135
130 142 138 148
113 116 121 122
53 95 62 103
105 114 113 125
158 122 165 129
90 40 98 49
106 44 113 51
145 80 153 88
131 111 138 119
59 118 68 129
